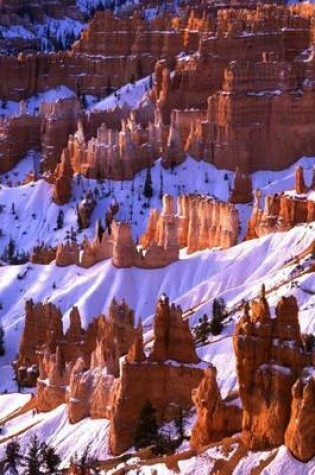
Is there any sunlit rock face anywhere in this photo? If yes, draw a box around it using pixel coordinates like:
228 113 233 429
233 290 314 459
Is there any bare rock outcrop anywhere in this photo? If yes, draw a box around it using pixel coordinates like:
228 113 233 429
245 166 315 240
233 290 313 454
52 148 74 205
150 296 199 364
190 367 242 448
285 368 315 462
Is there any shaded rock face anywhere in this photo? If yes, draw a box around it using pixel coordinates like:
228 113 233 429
190 367 242 448
108 296 205 455
16 299 63 386
229 168 253 204
285 368 315 462
0 98 80 175
0 114 41 174
233 291 314 456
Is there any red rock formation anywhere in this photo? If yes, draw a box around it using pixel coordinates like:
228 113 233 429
229 168 253 204
68 112 163 181
295 165 308 195
16 298 137 389
233 291 312 452
141 194 239 254
245 187 315 240
52 148 73 205
40 97 81 172
76 191 96 230
1 3 314 177
150 296 199 364
30 244 56 264
285 368 315 462
55 240 79 267
37 346 72 412
109 296 206 455
16 300 63 386
190 367 242 448
0 114 41 173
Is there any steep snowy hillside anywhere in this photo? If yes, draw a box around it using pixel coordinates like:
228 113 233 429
0 223 314 472
0 222 314 386
1 155 314 257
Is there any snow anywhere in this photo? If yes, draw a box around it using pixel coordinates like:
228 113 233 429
0 393 31 421
90 75 151 112
0 85 75 119
0 403 110 468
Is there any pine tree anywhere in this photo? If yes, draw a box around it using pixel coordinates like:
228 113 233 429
56 210 64 230
24 435 43 475
0 323 5 356
143 167 153 199
3 439 22 474
193 314 210 343
210 298 226 336
72 443 96 475
41 443 61 474
175 406 185 442
134 400 158 450
159 169 164 200
6 237 16 264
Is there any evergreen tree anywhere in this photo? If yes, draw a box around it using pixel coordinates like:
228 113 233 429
56 210 64 230
134 400 158 450
24 435 43 475
0 323 5 356
159 169 164 200
41 443 61 474
175 406 185 442
72 443 97 475
6 237 16 264
143 167 153 199
3 439 22 474
209 298 226 336
193 314 210 343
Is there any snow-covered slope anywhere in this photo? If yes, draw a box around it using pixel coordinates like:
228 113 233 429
1 154 314 257
0 222 314 396
0 86 75 119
